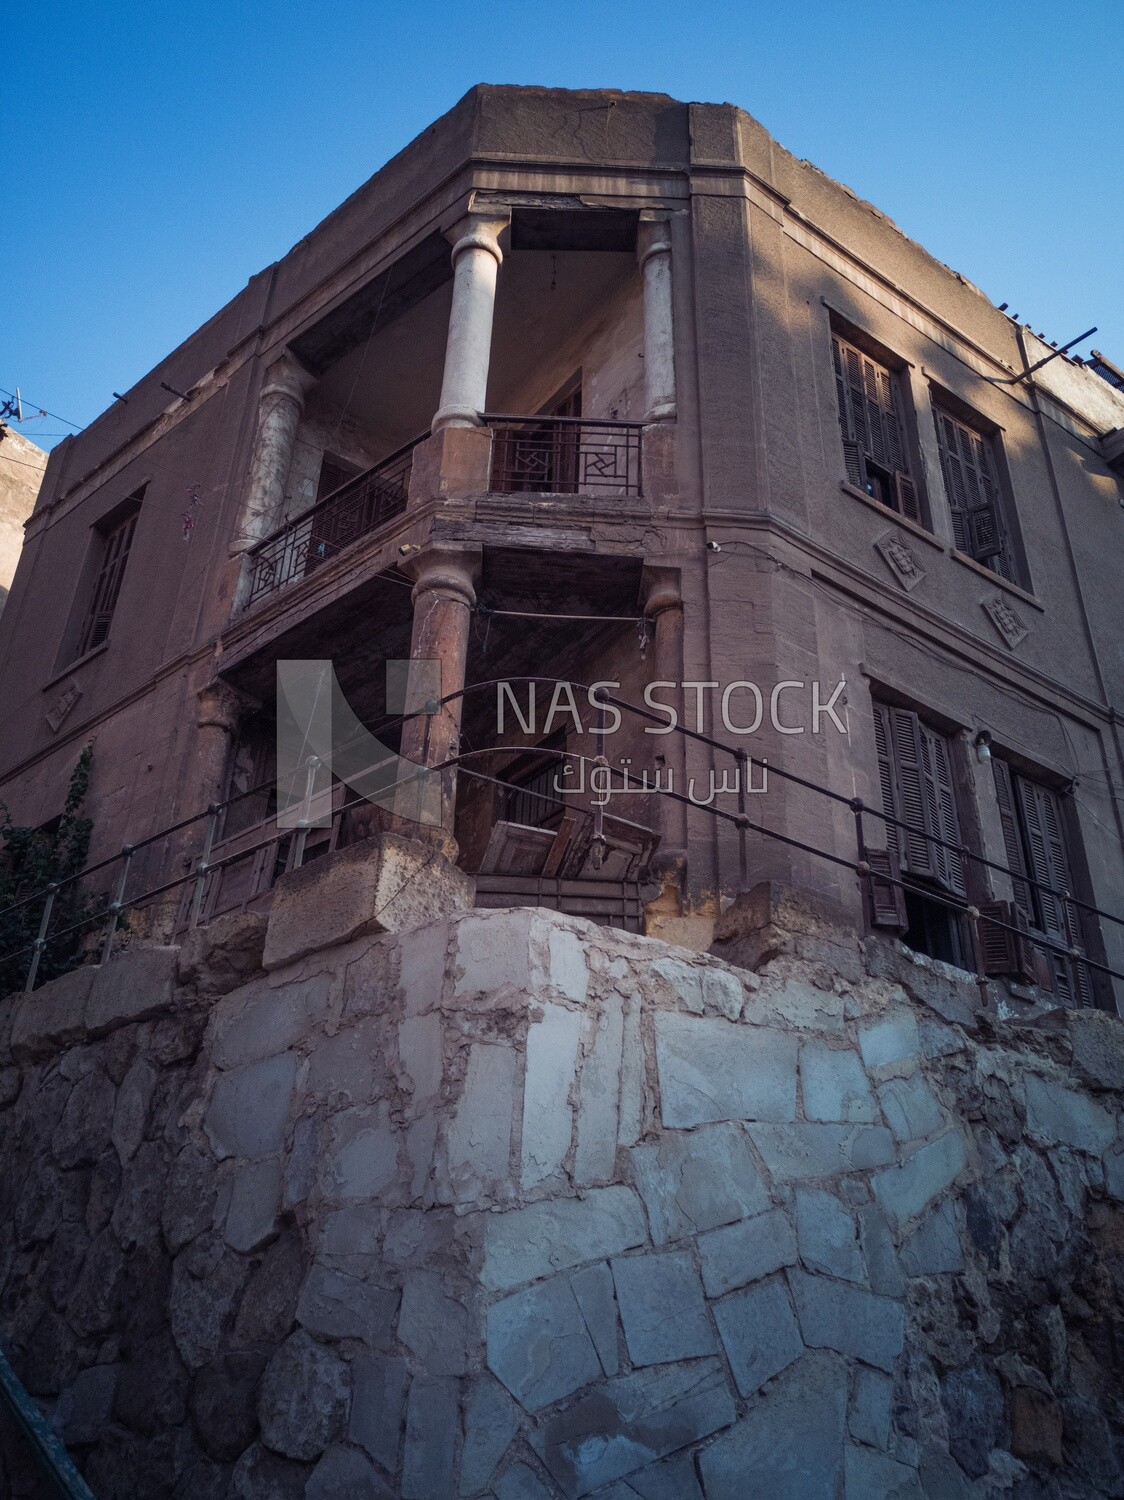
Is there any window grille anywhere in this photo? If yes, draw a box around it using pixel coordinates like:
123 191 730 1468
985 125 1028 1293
832 334 921 522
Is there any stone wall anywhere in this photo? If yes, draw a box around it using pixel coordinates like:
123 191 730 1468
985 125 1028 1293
2 892 1124 1498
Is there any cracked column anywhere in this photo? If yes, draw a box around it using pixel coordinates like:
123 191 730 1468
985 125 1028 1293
432 207 510 432
397 546 482 849
190 680 255 816
638 214 677 423
643 568 689 892
233 351 317 569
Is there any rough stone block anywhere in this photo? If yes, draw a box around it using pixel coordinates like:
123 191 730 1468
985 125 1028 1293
85 947 178 1036
570 1262 619 1376
9 965 94 1061
741 975 845 1032
800 1040 878 1123
54 1362 118 1445
858 1010 920 1074
487 1273 603 1411
697 1208 796 1297
401 1374 459 1500
850 1364 893 1449
398 917 449 1015
323 1102 399 1200
654 1013 797 1126
1105 1145 1124 1203
858 1203 905 1297
481 1186 648 1292
1065 1008 1124 1092
399 1270 469 1376
225 1157 282 1253
203 1050 298 1159
257 1330 350 1461
444 1043 517 1202
795 1187 866 1283
747 1122 895 1181
163 1143 218 1253
169 1237 249 1368
297 1265 398 1348
574 994 624 1186
900 1199 964 1276
789 1270 904 1372
452 908 537 998
522 1002 583 1190
649 957 742 1019
870 1130 968 1229
878 1073 945 1144
941 1361 1006 1480
53 1068 115 1168
549 926 589 1004
210 973 330 1070
1009 1385 1064 1468
494 1462 555 1500
612 1251 714 1366
843 1444 923 1498
713 1276 804 1395
349 1354 407 1473
306 1445 394 1499
398 1012 443 1107
616 1453 704 1500
190 1350 266 1461
630 1121 770 1244
111 1056 157 1164
1023 1073 1116 1155
460 1376 519 1495
263 835 473 970
234 1230 306 1347
305 1020 381 1108
698 1351 847 1500
531 1358 735 1497
618 994 644 1148
176 910 267 997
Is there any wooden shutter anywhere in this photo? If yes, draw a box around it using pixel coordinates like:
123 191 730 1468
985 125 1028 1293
888 708 936 878
920 725 966 897
894 472 921 523
833 335 914 501
991 758 1033 922
977 899 1035 981
867 847 908 931
934 408 1014 577
77 511 137 657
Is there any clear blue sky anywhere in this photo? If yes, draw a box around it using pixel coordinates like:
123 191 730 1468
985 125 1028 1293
4 0 1121 451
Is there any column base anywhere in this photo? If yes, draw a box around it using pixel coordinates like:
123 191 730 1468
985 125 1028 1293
432 404 484 433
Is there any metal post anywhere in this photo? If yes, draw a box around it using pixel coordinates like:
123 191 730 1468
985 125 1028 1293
189 808 219 927
849 798 868 918
736 749 749 887
100 845 134 963
291 754 321 871
24 883 58 993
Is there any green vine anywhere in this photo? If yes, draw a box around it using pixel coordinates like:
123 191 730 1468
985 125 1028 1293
0 745 109 994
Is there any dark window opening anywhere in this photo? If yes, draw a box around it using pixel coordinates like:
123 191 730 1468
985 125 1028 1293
992 758 1092 1005
491 380 582 495
832 333 922 523
74 500 141 660
500 732 568 829
871 700 972 965
316 454 361 503
933 405 1018 583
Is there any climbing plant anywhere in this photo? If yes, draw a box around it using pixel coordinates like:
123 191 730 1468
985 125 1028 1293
0 745 108 994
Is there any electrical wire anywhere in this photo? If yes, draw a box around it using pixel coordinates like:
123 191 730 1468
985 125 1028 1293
0 386 85 432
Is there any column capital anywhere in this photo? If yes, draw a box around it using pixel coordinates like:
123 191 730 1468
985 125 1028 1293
446 207 511 268
402 545 482 610
641 566 683 619
637 213 674 269
197 679 257 733
261 351 318 408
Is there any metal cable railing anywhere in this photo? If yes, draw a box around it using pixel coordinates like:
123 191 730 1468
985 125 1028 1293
1 678 1122 1002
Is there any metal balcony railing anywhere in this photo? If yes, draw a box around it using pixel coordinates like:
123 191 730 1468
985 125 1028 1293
484 415 642 497
244 435 423 607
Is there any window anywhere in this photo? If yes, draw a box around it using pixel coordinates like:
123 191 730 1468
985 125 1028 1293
832 333 921 522
932 406 1018 582
870 701 970 966
991 759 1092 1005
74 504 139 659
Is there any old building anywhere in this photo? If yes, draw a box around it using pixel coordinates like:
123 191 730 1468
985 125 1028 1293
0 426 46 618
0 83 1122 1002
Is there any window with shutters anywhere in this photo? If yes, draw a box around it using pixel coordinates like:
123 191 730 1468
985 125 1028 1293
72 500 141 661
871 699 971 967
932 404 1020 583
831 332 923 524
991 759 1093 1005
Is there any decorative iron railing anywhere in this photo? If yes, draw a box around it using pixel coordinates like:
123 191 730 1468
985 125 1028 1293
244 436 423 607
484 415 642 497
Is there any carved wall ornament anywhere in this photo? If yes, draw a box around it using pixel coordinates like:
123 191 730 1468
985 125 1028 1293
982 592 1029 650
874 531 925 592
45 681 82 734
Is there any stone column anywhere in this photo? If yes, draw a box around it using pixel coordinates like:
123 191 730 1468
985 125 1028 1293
397 546 482 848
192 680 255 816
234 351 318 556
643 568 689 887
432 208 510 432
637 215 677 423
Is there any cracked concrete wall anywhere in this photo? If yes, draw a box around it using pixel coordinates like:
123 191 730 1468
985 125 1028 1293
1 899 1124 1499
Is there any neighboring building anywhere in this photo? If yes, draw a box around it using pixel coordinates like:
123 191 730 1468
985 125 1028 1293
0 85 1122 1011
0 426 46 617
